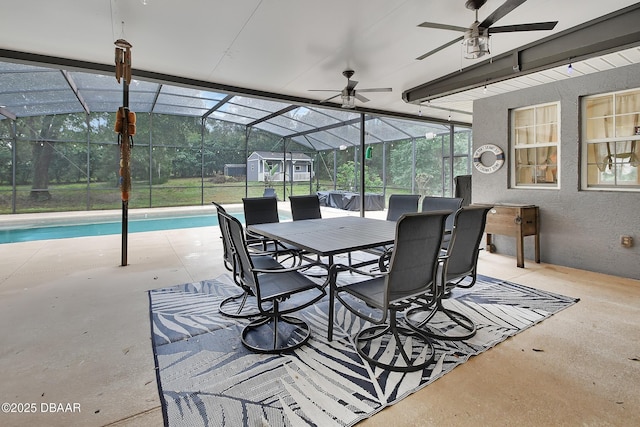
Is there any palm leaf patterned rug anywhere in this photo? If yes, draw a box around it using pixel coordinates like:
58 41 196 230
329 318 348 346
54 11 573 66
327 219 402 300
149 274 578 427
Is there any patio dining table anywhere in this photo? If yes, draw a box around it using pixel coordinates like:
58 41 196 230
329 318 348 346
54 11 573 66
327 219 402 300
247 216 397 267
247 216 398 339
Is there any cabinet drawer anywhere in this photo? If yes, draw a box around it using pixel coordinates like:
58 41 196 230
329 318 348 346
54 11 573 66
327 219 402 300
485 206 538 236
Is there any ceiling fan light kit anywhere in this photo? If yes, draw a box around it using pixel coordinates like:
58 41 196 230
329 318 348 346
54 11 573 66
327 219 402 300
341 92 356 109
463 25 490 59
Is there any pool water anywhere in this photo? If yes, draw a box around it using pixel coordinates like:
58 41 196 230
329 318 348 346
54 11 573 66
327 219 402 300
0 214 243 244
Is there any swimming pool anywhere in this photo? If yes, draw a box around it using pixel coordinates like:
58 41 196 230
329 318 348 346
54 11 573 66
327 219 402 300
0 213 243 244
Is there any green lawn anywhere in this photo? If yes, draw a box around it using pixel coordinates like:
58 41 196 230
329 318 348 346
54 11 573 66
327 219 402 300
0 178 342 214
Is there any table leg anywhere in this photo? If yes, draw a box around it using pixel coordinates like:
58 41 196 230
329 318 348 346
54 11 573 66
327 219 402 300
327 255 334 341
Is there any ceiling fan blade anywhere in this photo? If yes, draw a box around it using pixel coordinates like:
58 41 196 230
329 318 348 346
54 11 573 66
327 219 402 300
346 79 358 91
357 87 392 93
417 22 468 32
480 0 527 28
319 94 341 103
489 21 558 33
416 35 464 60
354 93 370 103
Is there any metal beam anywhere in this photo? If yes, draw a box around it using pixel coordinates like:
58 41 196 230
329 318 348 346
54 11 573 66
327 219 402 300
247 105 298 127
0 106 16 120
403 3 640 104
61 70 90 114
202 94 234 118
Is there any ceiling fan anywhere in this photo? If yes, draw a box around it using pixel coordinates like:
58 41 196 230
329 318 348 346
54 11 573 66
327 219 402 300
309 70 392 109
416 0 558 60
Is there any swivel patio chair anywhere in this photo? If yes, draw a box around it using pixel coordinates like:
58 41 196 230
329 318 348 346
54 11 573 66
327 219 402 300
213 202 281 318
421 196 463 248
222 210 327 353
212 201 234 272
289 194 322 221
242 196 301 264
406 206 491 341
366 194 421 269
329 211 449 372
386 194 420 221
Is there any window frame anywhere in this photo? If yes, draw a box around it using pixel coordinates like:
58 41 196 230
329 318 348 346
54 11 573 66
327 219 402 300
510 101 561 189
581 88 640 192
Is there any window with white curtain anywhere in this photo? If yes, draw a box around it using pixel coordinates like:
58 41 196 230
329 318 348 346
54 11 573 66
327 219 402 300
511 102 560 188
582 88 640 191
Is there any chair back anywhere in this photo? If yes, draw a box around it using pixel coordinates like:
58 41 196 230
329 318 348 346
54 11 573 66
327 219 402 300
421 196 463 231
289 195 322 221
243 196 280 226
386 194 420 221
454 175 472 206
220 210 260 296
385 212 448 303
212 202 233 269
444 206 491 282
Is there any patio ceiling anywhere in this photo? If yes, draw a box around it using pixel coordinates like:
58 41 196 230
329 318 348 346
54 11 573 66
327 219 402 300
2 0 640 147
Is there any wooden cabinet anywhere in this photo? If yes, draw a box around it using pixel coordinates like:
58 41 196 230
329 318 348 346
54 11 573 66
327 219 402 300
478 204 540 268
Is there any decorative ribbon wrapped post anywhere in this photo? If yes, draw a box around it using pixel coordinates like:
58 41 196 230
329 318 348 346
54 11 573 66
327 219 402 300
114 39 134 266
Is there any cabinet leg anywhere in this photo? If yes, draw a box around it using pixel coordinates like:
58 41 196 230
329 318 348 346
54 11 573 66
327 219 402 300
486 234 495 253
516 231 524 268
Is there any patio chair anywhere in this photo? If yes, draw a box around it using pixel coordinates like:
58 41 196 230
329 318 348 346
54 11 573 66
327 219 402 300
214 205 282 319
329 211 449 372
242 196 301 263
386 194 420 221
368 194 422 271
289 194 322 221
221 210 327 353
454 175 472 206
211 201 234 272
406 206 491 340
421 196 463 248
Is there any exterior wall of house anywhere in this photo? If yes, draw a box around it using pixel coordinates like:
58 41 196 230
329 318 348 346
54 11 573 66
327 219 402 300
246 153 313 182
247 159 259 182
472 63 640 280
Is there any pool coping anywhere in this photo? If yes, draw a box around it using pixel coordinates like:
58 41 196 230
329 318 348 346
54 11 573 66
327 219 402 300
0 205 232 230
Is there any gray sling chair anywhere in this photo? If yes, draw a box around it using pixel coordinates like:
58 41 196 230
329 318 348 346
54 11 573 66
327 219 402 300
211 201 234 272
405 205 492 341
289 194 354 270
421 196 464 249
386 194 421 221
329 211 449 372
370 194 421 271
242 196 301 266
289 194 322 221
221 209 328 354
213 202 282 318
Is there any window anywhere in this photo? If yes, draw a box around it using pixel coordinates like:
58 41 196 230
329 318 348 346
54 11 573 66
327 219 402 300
582 88 640 191
511 102 560 188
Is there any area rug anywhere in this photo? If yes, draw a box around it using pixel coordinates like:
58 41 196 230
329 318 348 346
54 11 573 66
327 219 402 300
149 274 578 427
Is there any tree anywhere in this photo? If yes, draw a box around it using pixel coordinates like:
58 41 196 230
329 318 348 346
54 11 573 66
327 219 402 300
27 115 65 200
336 160 382 191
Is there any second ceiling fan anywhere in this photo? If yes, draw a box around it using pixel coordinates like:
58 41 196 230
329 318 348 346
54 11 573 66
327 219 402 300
309 70 392 109
416 0 558 60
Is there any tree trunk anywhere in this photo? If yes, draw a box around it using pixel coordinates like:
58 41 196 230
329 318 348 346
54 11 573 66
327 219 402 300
29 115 58 200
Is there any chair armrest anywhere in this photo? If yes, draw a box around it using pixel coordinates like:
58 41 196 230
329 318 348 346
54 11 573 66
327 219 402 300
330 262 387 279
253 262 328 275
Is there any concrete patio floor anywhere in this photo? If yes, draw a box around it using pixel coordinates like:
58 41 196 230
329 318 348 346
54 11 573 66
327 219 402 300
0 205 638 426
